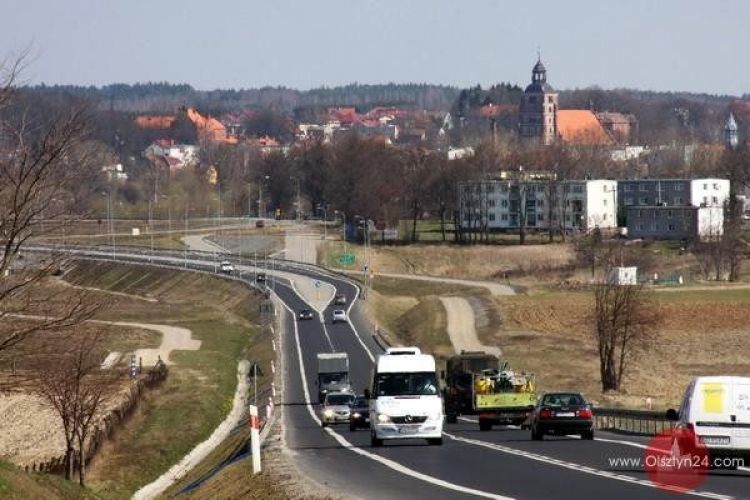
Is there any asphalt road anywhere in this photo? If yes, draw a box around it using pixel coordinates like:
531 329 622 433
30 246 750 500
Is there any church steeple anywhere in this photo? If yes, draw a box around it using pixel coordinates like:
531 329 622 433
532 56 547 85
725 113 738 150
519 55 558 145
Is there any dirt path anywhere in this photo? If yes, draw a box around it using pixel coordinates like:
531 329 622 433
180 234 227 253
97 321 201 366
284 229 321 264
440 297 501 357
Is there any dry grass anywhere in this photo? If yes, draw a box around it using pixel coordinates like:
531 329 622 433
490 288 750 409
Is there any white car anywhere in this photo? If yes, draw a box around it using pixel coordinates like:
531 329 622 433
219 261 234 273
331 309 347 323
667 376 750 468
321 392 355 427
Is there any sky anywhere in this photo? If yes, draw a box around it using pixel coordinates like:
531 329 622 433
2 0 749 95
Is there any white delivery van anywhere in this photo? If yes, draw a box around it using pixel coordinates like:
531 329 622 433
667 376 750 465
367 347 443 446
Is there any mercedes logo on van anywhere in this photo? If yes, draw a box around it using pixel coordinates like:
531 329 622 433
405 415 413 423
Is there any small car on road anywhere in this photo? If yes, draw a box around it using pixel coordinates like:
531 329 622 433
219 261 234 274
334 294 347 306
256 273 266 283
331 309 347 323
349 395 370 431
298 309 314 321
529 392 594 440
321 392 355 427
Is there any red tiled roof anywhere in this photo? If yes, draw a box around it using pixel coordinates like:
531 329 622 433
556 110 612 145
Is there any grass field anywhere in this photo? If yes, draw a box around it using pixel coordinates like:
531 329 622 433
57 261 271 499
490 287 750 409
0 459 98 500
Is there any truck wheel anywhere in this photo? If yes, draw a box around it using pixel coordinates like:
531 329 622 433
446 414 458 424
370 433 383 447
427 438 443 446
479 420 492 431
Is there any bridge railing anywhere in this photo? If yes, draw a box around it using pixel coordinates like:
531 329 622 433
593 407 674 436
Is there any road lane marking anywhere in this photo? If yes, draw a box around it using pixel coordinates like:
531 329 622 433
274 286 514 500
443 432 732 500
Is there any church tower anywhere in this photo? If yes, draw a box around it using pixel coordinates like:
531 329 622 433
725 113 738 150
519 57 558 145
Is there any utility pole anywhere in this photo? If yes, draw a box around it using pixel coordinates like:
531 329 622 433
296 178 301 224
184 201 188 268
149 199 153 263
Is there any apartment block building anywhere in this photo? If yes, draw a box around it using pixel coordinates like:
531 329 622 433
617 178 729 240
457 179 617 232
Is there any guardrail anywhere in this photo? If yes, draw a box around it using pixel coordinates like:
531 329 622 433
593 408 674 436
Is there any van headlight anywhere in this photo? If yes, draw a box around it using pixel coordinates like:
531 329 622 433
323 409 334 417
431 411 443 421
377 413 391 424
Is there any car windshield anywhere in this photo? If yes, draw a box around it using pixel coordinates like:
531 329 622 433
334 310 345 315
326 394 354 406
374 372 439 396
320 373 347 385
352 397 368 408
542 393 585 407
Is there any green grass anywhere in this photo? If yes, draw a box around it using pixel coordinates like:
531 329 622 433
0 459 99 499
60 262 269 499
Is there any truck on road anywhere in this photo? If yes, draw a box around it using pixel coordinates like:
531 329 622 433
317 353 351 403
443 351 535 431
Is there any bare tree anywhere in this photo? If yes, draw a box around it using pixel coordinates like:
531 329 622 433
0 55 98 355
593 281 660 392
37 328 115 484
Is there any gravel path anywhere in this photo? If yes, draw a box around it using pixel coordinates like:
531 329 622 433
342 270 516 296
440 297 501 357
99 321 201 366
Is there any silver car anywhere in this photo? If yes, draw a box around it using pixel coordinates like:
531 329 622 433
321 392 355 427
332 309 347 323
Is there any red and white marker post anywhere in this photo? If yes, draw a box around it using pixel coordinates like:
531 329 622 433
249 405 261 474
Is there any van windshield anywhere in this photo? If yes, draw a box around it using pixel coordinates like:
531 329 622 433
375 372 439 396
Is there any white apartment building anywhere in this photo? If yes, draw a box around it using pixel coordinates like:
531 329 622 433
458 178 617 232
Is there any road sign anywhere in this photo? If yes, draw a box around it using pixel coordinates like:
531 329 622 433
338 252 355 266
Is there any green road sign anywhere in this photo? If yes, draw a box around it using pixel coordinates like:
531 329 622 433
338 253 356 266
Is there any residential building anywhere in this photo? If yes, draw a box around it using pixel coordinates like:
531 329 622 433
596 112 638 144
457 178 616 232
618 178 729 240
101 163 128 182
626 205 723 240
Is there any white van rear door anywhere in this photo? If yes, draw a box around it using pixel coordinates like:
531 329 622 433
693 380 732 448
731 381 750 451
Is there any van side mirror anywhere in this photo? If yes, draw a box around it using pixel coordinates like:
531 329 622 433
364 389 371 399
665 409 679 421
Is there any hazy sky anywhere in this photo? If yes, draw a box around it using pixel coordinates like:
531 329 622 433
2 0 749 95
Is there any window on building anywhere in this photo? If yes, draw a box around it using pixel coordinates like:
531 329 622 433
674 197 684 205
487 184 496 192
703 183 708 190
573 185 583 193
712 196 718 204
651 223 658 231
668 224 676 231
639 184 648 192
623 184 633 192
637 210 643 217
548 96 553 103
538 214 544 221
501 214 508 221
625 197 634 205
713 183 719 190
636 224 644 231
640 197 649 205
501 199 508 208
603 213 608 220
652 210 657 218
500 184 509 193
537 199 544 207
667 210 673 219
489 213 496 221
675 183 683 192
603 199 608 206
488 199 496 207
703 196 708 205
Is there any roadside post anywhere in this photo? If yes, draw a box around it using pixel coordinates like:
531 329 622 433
249 404 261 474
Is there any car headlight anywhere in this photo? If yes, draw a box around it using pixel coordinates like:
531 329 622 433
352 412 361 419
377 413 391 424
323 409 334 417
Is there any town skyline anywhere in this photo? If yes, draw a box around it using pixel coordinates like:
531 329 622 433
3 0 749 96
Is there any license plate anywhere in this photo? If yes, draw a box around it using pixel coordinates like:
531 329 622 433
555 412 575 417
398 427 418 434
700 436 730 445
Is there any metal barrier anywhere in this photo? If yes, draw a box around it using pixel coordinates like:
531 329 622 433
593 408 674 436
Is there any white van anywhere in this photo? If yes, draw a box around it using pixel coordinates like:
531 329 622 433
367 347 443 447
667 376 750 464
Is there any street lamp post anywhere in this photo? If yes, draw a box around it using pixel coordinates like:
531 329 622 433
258 175 270 219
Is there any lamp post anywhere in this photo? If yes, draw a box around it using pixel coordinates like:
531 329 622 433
335 210 347 242
258 175 270 219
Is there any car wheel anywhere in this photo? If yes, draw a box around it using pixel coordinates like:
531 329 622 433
581 430 594 440
427 438 443 446
479 420 492 432
531 426 543 441
371 433 383 447
321 421 328 428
